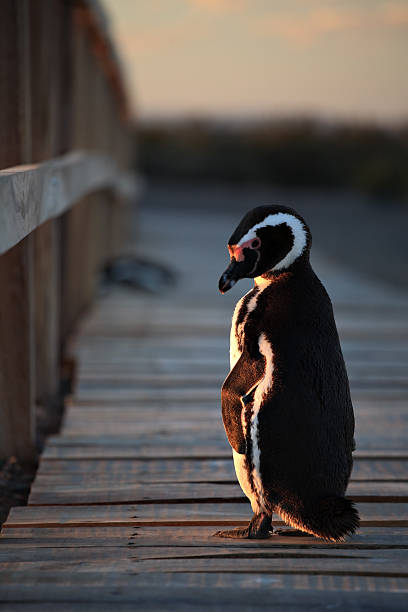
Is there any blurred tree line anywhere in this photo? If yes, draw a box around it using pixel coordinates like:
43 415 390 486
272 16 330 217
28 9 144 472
136 118 408 202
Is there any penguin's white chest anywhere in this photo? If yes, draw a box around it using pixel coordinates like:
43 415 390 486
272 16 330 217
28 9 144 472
229 288 274 513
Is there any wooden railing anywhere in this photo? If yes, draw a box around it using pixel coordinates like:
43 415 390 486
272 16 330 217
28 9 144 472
0 0 134 463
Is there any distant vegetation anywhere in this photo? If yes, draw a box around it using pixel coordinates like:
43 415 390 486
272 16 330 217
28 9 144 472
136 118 408 202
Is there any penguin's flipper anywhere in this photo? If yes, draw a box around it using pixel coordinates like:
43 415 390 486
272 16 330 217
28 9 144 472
214 513 272 539
241 387 257 406
221 349 265 454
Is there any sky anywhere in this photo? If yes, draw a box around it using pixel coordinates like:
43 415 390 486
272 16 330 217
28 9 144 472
100 0 408 123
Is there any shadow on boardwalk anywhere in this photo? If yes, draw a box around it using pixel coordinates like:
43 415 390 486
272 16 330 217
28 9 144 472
2 184 408 609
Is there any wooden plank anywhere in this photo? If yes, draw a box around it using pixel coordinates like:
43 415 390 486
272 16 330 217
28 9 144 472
77 357 228 375
55 402 408 439
60 418 222 436
35 458 235 479
0 575 407 609
2 526 408 548
351 459 408 480
78 304 408 322
27 480 408 506
77 373 226 388
354 450 408 459
71 349 408 367
5 502 408 528
109 549 408 576
1 546 408 577
3 537 408 563
60 401 407 425
72 343 407 363
65 387 408 403
42 439 230 460
355 432 408 451
65 399 408 413
79 309 408 329
77 362 408 378
76 356 408 371
76 295 407 313
72 334 408 349
71 316 408 339
63 403 221 416
71 348 408 368
58 406 408 450
27 482 244 505
75 375 408 394
41 438 408 460
72 354 408 374
65 396 408 408
34 457 408 483
71 388 222 403
62 405 221 422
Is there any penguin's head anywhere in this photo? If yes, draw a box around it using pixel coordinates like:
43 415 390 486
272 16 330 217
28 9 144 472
219 205 311 293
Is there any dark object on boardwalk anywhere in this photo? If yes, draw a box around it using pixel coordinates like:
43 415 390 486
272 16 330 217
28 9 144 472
103 256 176 293
0 457 36 528
217 205 359 542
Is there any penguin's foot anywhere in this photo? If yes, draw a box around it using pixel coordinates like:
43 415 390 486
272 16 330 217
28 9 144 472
213 512 272 539
273 527 311 537
213 526 254 539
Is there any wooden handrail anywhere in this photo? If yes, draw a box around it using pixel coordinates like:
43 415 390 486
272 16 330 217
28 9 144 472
0 0 134 464
0 152 141 257
0 152 121 255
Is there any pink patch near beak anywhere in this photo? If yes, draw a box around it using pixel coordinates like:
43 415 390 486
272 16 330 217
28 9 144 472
228 238 260 262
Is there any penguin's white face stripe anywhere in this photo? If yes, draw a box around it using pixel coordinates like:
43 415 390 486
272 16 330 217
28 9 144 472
237 212 307 272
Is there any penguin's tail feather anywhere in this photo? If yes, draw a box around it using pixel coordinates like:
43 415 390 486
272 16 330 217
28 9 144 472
278 496 360 542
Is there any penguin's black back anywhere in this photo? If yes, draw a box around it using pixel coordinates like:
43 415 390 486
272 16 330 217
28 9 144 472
245 263 356 537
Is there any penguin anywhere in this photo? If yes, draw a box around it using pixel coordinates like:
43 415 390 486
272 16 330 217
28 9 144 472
215 205 359 542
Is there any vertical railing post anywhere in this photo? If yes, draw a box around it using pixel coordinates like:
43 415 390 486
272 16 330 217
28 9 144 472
0 238 36 462
0 1 36 463
30 1 65 410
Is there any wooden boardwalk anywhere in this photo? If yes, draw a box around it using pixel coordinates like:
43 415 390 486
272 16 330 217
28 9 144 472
1 205 408 610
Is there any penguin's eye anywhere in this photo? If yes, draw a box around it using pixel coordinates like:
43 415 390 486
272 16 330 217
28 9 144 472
251 238 261 249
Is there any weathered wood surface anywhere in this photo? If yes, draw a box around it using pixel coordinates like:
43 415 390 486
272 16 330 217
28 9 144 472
33 457 408 481
0 0 135 464
5 504 408 528
0 236 36 461
1 205 408 608
0 151 122 255
0 578 407 611
26 482 408 506
0 2 37 460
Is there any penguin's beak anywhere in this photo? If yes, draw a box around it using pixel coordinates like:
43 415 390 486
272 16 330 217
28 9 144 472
219 260 239 294
218 253 258 294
